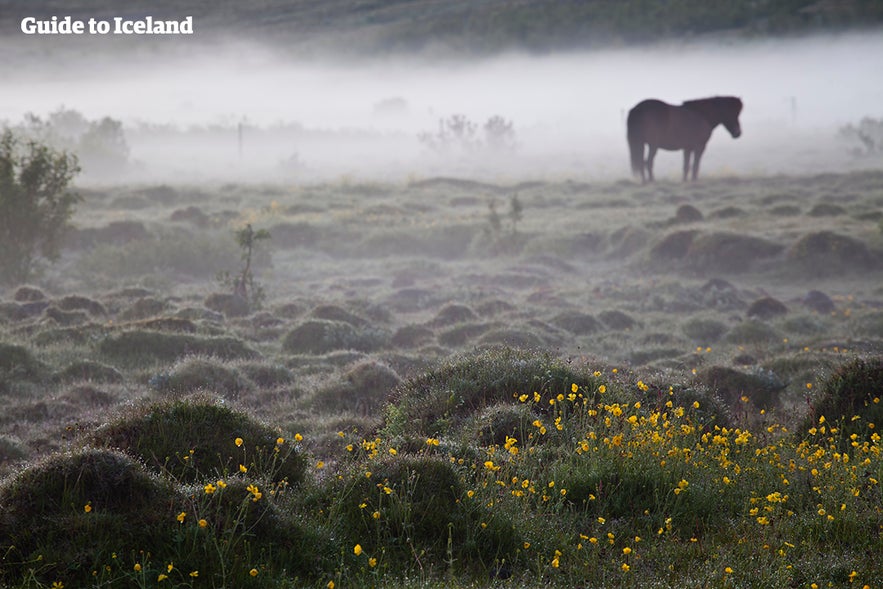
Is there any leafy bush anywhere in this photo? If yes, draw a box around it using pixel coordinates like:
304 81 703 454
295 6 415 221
0 130 80 285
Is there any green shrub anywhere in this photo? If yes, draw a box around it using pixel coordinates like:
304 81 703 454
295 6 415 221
0 130 80 285
89 397 307 485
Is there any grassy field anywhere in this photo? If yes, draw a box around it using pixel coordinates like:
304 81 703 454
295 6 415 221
1 169 882 588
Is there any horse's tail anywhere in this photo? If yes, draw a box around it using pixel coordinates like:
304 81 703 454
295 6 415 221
626 109 644 179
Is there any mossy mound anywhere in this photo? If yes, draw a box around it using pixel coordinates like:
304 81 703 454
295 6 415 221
747 296 789 320
98 330 258 366
386 347 602 436
282 319 388 355
724 320 784 346
428 303 478 327
0 448 174 584
0 342 47 382
681 317 729 344
310 360 401 414
684 232 784 274
325 454 517 569
787 231 875 274
151 357 250 399
599 309 639 330
649 229 699 262
0 434 28 466
799 358 883 447
56 294 106 316
698 365 786 409
204 292 250 318
477 327 548 349
549 311 602 335
463 402 538 446
309 304 368 327
12 285 46 302
237 362 296 389
391 324 436 348
89 397 307 485
117 296 168 320
56 360 124 385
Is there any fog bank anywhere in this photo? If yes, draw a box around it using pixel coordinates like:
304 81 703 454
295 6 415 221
3 32 882 182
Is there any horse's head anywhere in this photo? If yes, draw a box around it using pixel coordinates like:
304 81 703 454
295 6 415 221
721 97 743 138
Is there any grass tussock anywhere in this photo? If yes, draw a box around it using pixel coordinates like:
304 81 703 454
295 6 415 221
98 330 258 366
89 396 307 485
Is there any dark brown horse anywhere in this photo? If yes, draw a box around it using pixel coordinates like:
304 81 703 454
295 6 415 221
627 96 743 183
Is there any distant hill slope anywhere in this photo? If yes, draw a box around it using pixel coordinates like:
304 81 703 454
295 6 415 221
2 0 882 54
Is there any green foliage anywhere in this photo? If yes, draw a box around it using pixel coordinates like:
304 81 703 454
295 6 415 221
89 396 307 486
0 129 81 285
218 223 272 311
16 108 129 175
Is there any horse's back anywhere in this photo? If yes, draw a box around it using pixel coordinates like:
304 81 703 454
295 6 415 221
629 99 670 118
629 99 711 150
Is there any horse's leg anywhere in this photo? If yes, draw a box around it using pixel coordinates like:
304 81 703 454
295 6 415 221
691 145 706 181
682 150 692 182
647 145 658 182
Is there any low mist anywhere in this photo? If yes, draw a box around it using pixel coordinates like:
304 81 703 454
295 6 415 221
3 31 882 183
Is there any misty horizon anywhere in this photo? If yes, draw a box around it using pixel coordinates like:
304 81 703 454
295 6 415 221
3 31 882 183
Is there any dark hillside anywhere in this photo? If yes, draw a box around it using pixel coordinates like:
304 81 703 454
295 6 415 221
2 0 882 55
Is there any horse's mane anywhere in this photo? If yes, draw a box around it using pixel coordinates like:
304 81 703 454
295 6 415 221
681 96 742 124
682 96 742 112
